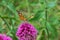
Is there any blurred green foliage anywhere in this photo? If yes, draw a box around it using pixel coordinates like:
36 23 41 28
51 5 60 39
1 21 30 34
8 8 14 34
0 0 60 40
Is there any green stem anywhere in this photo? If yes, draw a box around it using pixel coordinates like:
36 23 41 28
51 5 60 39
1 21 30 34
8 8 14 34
0 15 15 19
0 17 11 30
26 0 30 15
0 15 19 22
45 0 49 40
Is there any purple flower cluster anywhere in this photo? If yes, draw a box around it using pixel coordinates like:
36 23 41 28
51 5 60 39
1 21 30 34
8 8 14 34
0 34 12 40
16 22 38 40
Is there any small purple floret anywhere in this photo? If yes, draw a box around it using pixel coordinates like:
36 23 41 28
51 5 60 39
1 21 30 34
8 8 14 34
0 34 12 40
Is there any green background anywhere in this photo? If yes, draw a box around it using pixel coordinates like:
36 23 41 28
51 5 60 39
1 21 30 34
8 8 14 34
0 0 60 40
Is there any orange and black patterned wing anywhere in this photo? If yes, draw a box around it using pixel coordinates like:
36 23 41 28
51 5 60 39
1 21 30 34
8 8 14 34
17 11 27 21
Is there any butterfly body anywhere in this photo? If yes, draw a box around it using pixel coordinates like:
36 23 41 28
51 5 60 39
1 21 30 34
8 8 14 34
17 11 27 21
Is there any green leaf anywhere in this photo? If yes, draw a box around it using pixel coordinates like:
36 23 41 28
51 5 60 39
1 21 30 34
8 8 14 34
6 3 18 17
29 11 44 21
0 26 3 33
46 22 57 38
40 30 46 40
1 0 18 18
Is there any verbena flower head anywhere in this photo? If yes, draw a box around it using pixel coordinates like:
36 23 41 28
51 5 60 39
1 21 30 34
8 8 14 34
16 22 38 40
0 34 12 40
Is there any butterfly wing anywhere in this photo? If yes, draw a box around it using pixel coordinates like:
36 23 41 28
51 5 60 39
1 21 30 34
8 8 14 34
18 11 27 21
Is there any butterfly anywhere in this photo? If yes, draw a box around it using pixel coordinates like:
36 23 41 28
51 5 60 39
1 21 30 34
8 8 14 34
17 11 27 21
17 10 34 21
